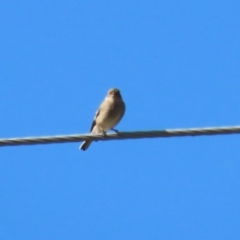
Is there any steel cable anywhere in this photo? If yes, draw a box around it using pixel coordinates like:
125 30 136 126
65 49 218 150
0 125 240 147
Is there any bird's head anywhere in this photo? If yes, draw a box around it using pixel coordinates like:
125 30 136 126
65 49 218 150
107 88 122 99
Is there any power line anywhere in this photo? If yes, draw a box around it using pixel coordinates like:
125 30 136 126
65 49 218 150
0 125 240 147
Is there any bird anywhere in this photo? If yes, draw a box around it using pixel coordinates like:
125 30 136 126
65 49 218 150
80 88 126 151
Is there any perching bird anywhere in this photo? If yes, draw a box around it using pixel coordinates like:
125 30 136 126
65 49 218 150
80 88 126 151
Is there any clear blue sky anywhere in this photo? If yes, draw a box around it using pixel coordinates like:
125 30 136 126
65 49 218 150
1 1 240 239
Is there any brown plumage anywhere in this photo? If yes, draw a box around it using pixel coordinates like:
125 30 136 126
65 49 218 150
80 88 126 151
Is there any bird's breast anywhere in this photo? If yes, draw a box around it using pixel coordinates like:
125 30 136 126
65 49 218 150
96 99 125 131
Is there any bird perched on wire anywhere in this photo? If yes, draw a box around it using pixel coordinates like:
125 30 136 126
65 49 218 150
80 88 126 151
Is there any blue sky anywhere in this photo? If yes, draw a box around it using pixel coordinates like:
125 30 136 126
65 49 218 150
1 1 240 239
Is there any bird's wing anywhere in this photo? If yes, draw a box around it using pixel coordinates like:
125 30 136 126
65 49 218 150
90 108 100 132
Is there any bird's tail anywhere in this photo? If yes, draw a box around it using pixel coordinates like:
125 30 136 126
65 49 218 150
79 140 92 151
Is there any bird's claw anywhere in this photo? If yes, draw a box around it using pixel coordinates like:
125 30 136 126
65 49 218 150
101 131 107 139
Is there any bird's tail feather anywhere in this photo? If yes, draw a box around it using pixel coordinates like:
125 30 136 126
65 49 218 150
79 140 92 151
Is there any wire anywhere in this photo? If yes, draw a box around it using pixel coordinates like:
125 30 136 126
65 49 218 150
0 125 240 147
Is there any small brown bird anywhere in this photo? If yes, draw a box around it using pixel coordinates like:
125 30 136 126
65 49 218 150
80 88 126 151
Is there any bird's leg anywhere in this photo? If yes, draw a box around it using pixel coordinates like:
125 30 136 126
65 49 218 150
101 131 107 139
111 128 119 135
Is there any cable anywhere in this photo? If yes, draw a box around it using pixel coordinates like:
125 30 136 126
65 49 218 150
0 125 240 147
